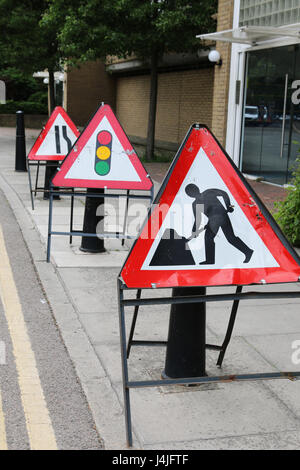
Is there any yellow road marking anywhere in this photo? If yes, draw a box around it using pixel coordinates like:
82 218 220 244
0 226 57 450
0 389 7 450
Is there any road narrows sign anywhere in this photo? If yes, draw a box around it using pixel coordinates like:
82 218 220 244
28 106 79 161
52 104 153 190
120 124 300 288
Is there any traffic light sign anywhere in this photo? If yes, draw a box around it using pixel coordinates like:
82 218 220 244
95 130 112 176
52 103 153 190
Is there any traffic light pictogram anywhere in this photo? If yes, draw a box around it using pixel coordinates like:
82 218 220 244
95 130 112 176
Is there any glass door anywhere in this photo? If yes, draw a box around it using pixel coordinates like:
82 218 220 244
241 44 300 185
285 45 300 181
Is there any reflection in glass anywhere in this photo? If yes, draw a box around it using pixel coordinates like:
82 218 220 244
241 45 300 185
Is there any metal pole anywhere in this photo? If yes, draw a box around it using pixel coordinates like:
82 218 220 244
217 285 243 367
34 161 40 196
27 163 35 210
121 190 130 247
15 111 27 172
80 188 106 253
47 185 54 263
163 286 206 378
118 280 133 447
70 188 74 244
127 289 141 358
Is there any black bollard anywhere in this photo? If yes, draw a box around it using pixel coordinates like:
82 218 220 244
43 163 60 200
80 188 106 253
15 111 27 172
163 286 206 378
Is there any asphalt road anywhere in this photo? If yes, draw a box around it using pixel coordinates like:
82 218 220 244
0 187 103 450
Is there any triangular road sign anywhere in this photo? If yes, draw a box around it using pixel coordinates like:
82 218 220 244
28 106 79 161
52 104 153 190
120 124 300 288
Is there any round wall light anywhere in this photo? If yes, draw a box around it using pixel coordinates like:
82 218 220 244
208 50 222 66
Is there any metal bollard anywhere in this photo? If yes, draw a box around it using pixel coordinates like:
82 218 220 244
15 111 27 172
163 286 206 378
80 188 106 253
43 163 60 200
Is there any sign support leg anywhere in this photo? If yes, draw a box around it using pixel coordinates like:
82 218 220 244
217 285 243 367
28 163 35 211
164 287 206 378
34 161 40 196
121 190 130 247
118 280 133 447
70 188 74 245
47 185 54 263
126 289 142 358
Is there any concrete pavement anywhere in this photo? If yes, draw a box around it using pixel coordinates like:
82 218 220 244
1 126 300 449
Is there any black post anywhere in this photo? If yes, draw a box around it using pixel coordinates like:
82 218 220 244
15 111 27 172
80 188 106 253
43 163 61 200
163 286 206 378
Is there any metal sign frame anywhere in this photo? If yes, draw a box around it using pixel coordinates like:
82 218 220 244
117 278 300 447
46 185 154 263
28 160 62 210
117 123 300 446
126 285 243 367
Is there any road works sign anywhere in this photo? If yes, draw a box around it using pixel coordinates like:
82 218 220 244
120 124 300 288
28 106 79 161
52 104 153 190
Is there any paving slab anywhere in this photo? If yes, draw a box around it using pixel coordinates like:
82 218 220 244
143 430 300 450
118 381 298 445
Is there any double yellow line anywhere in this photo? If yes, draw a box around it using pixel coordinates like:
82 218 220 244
0 226 57 450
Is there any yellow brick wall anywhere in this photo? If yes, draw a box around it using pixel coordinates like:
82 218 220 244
62 1 232 144
211 0 234 145
116 68 214 146
116 75 149 139
65 61 116 126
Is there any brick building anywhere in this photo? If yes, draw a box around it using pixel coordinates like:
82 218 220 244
63 0 233 158
63 0 300 185
200 0 300 185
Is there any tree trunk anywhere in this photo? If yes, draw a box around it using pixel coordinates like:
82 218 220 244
48 69 56 114
146 49 159 162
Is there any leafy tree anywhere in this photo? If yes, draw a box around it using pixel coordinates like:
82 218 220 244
46 0 217 160
0 67 40 101
273 157 300 247
0 0 67 113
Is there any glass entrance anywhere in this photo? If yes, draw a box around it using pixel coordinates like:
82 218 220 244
241 44 300 185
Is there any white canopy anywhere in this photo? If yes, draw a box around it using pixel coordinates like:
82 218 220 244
197 25 300 46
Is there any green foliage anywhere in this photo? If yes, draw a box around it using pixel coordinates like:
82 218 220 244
0 67 45 101
0 99 48 114
47 0 217 64
0 0 63 73
46 0 217 160
273 158 300 246
0 0 67 111
0 66 48 113
28 90 48 107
